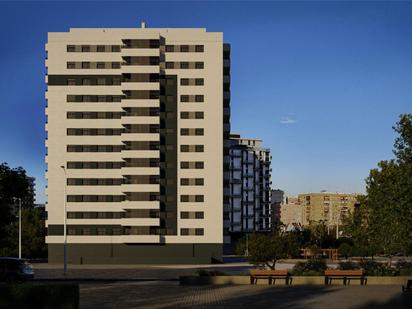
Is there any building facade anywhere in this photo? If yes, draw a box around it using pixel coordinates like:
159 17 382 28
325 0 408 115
224 134 272 242
270 189 284 228
298 192 359 227
45 25 228 264
279 196 303 230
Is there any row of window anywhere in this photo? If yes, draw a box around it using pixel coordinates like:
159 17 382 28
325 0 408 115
180 178 204 186
67 62 121 69
180 211 204 219
66 111 204 119
66 194 204 203
67 61 205 70
67 144 204 153
67 95 123 102
180 145 204 153
65 160 204 169
67 127 203 136
61 77 203 86
165 45 204 53
180 95 204 103
180 228 204 236
67 45 121 53
165 62 204 69
64 227 204 236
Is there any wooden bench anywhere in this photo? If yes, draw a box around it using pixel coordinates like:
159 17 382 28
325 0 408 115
402 279 412 293
324 269 366 285
250 269 291 285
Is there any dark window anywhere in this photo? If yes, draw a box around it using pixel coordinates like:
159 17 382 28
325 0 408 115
195 212 204 219
180 62 189 69
180 95 189 102
82 62 90 69
67 79 76 86
81 45 90 52
195 162 204 169
195 112 204 119
67 62 76 69
165 62 174 69
180 211 189 219
112 62 121 69
180 228 189 235
195 78 204 86
180 78 189 86
97 62 105 69
195 228 204 235
67 45 76 52
97 45 105 52
180 45 189 52
195 95 204 102
165 45 174 52
195 45 204 52
195 62 204 69
111 45 121 52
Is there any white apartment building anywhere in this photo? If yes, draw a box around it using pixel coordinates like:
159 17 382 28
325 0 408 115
224 134 272 243
45 24 230 263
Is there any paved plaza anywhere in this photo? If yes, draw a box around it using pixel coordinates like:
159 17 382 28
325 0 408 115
80 281 412 309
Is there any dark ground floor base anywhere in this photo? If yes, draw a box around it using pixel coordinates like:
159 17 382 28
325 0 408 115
48 243 223 264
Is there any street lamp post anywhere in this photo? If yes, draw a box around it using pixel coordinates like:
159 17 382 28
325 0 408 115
12 197 22 259
18 198 21 259
60 166 67 275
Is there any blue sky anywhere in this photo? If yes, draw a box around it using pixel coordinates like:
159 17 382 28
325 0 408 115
0 1 411 203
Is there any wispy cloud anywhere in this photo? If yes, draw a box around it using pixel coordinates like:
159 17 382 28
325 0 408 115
280 116 297 125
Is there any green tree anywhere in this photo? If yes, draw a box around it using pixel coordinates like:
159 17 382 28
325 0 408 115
342 114 412 260
2 208 47 258
244 232 300 269
0 163 38 257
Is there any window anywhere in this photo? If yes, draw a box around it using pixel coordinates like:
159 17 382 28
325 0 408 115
68 228 76 235
195 212 204 219
180 45 189 52
195 128 204 135
195 62 204 69
195 78 204 86
97 78 105 85
180 95 189 102
67 79 76 86
195 45 204 52
195 228 204 235
180 62 189 69
111 45 121 52
82 79 91 85
67 62 76 69
112 62 121 69
165 45 174 52
180 212 189 219
82 62 90 69
83 228 91 235
81 45 90 52
67 45 76 52
97 45 105 52
165 62 174 69
195 162 204 169
180 78 189 86
97 62 105 69
195 95 204 102
180 228 189 235
97 228 106 235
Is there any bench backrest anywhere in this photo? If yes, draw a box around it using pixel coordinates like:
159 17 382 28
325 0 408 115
325 269 364 276
250 269 289 276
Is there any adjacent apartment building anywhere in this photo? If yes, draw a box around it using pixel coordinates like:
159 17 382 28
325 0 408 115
224 134 272 243
45 24 229 264
298 192 359 227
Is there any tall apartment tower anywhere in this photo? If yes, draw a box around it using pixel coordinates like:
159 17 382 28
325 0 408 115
45 25 228 264
224 134 272 243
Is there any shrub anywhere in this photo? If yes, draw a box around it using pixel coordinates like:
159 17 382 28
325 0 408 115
197 269 226 276
0 283 79 309
338 261 360 270
291 260 327 276
396 260 412 276
338 243 353 258
359 260 398 276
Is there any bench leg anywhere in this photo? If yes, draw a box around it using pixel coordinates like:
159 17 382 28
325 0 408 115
269 277 272 285
343 277 347 285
